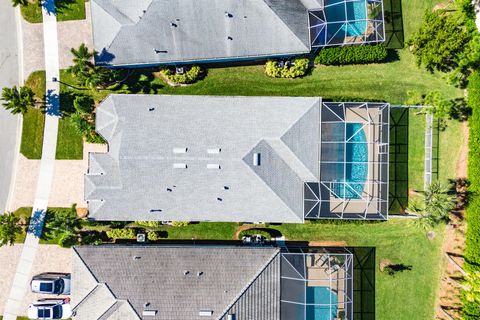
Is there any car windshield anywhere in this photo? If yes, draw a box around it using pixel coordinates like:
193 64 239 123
52 305 62 319
38 308 51 319
39 282 54 292
53 279 64 294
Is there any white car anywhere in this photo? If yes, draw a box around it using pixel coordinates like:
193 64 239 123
27 299 72 320
31 273 71 295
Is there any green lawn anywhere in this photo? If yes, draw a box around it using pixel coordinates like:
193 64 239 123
20 107 45 159
11 207 33 243
22 71 84 159
21 0 86 24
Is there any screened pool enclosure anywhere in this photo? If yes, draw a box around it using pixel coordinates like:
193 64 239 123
309 0 385 46
305 102 390 220
280 249 354 320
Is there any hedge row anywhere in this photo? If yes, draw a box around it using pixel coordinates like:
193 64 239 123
463 71 480 319
315 45 388 65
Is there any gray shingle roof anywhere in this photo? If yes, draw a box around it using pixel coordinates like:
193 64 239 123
85 95 321 222
72 246 280 320
91 0 312 66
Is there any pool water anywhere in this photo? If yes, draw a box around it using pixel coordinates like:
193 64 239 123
324 0 367 37
333 123 368 199
306 286 338 320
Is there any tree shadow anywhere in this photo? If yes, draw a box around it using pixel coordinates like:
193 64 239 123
42 89 60 116
27 209 46 239
449 98 471 121
95 48 116 65
40 0 56 16
58 91 78 116
54 0 79 15
385 49 400 63
383 263 413 276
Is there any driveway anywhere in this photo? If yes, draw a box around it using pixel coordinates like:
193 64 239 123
0 0 20 213
0 244 72 316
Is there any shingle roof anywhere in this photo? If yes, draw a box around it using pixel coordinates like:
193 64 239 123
91 0 312 66
85 95 321 222
72 246 281 320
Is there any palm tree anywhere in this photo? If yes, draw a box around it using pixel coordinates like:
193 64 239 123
68 44 94 79
0 212 22 247
407 181 456 229
11 0 29 7
1 86 35 115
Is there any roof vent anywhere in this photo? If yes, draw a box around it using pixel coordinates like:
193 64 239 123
227 36 233 40
183 270 190 275
133 256 141 260
148 107 155 111
167 188 172 192
217 197 222 202
225 12 232 18
253 153 261 166
150 209 162 213
207 164 221 169
173 147 188 153
197 271 203 276
173 163 187 169
170 22 177 27
143 310 158 316
224 186 229 190
199 310 213 317
227 315 236 320
207 148 221 154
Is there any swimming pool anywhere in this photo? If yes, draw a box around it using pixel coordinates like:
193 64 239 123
324 0 367 37
306 286 338 320
332 123 368 199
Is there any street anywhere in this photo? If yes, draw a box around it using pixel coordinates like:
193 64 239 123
0 0 20 212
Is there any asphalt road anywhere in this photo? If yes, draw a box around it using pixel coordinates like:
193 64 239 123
0 0 20 212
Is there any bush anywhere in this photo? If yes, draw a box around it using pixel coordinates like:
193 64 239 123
314 45 388 65
160 66 202 84
58 233 78 248
238 229 272 240
265 57 309 78
171 221 190 227
136 221 161 228
106 228 136 240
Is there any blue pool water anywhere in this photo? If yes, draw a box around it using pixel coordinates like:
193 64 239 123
324 0 368 37
333 123 368 199
305 287 338 320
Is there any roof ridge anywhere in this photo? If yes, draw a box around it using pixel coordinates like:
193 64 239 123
261 0 311 50
217 249 281 319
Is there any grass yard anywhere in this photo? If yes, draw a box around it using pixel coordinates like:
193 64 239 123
21 0 86 24
22 71 84 159
11 207 33 243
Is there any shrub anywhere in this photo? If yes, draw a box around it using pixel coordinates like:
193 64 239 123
171 221 190 227
160 66 202 84
314 45 388 65
147 231 160 241
136 221 161 228
106 228 136 240
265 57 309 78
238 229 272 240
58 233 78 248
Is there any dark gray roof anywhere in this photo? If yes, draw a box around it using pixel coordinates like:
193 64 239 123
91 0 312 66
85 95 322 222
72 246 280 320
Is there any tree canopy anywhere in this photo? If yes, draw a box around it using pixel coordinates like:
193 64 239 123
409 10 471 73
1 86 35 115
0 212 21 247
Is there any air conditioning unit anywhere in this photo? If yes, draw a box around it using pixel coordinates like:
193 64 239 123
137 233 146 242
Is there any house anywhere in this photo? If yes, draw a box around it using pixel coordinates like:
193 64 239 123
71 245 354 320
90 0 385 67
84 95 390 221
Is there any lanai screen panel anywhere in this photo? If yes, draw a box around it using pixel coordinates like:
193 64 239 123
280 252 354 320
309 0 385 47
305 102 390 220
